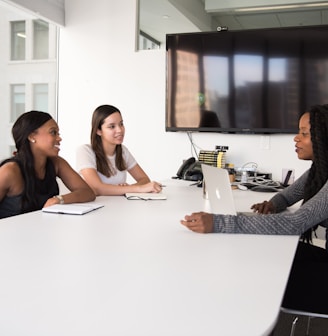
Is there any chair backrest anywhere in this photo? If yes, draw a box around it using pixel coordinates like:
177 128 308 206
281 306 328 319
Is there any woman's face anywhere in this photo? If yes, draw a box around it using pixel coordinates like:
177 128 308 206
294 112 314 161
97 112 125 146
29 119 62 157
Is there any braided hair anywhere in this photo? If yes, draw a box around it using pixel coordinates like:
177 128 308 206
301 104 328 243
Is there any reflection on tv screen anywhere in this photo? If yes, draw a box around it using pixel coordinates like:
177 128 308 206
166 26 328 134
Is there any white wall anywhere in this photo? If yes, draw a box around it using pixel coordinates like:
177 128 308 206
6 0 65 26
57 0 311 182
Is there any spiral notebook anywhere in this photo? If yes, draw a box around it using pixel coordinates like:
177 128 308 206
125 193 167 200
42 202 104 215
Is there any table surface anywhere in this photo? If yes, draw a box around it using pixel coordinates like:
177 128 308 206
0 179 299 336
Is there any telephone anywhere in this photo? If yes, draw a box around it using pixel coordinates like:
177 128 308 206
175 157 203 181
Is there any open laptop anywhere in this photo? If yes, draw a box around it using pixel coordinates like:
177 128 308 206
201 164 255 216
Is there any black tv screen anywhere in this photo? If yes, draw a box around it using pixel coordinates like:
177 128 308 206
166 26 328 134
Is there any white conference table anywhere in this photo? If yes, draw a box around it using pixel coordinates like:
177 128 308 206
0 179 299 336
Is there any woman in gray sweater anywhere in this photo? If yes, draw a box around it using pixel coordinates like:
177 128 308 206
181 104 328 314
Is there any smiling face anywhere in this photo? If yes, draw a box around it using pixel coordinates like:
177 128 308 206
97 111 125 148
294 112 314 161
29 119 62 157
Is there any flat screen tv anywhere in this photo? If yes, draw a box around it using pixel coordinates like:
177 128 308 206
166 26 328 134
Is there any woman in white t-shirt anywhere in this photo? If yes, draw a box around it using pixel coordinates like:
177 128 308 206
76 105 162 196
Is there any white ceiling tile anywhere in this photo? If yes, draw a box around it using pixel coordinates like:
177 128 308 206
235 13 282 29
279 10 322 26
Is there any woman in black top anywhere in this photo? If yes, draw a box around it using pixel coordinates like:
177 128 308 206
0 111 95 219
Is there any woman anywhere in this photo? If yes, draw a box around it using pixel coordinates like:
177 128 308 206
0 111 95 219
181 104 328 314
76 104 162 196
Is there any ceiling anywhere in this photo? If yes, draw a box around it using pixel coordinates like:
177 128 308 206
139 0 328 44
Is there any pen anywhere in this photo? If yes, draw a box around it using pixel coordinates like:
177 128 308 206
189 181 201 186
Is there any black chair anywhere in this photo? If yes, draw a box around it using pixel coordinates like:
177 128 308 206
280 306 328 336
279 240 328 336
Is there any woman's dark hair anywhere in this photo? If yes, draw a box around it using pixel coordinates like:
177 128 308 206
1 111 53 212
302 104 328 243
90 104 126 177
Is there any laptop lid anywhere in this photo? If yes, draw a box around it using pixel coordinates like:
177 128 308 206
201 164 237 215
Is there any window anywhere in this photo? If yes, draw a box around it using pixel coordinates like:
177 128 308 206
139 30 160 50
33 84 48 111
11 21 25 60
33 19 49 59
0 3 58 161
10 84 25 122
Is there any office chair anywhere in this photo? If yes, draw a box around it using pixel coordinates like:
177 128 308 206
280 239 328 336
280 306 328 336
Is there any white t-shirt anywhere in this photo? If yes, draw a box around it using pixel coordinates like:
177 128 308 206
76 144 137 185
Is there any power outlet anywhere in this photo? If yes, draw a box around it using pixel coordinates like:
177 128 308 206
260 136 271 150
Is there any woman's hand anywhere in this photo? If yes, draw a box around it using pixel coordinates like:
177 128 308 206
138 181 163 193
43 196 61 208
180 212 214 233
251 200 275 214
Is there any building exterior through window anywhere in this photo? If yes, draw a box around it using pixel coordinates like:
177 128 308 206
0 4 58 161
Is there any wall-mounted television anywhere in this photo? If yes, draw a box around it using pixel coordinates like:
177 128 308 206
166 26 328 134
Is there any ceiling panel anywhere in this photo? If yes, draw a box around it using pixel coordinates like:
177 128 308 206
278 10 323 26
140 0 328 45
234 13 282 29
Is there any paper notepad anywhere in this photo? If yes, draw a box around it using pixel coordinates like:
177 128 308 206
42 202 104 215
125 193 167 200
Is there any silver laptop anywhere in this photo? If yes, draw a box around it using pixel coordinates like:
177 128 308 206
201 164 237 215
202 163 258 217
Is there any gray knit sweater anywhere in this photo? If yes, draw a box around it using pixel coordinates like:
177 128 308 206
213 170 328 237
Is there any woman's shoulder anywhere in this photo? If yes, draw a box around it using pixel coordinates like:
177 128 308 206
0 161 23 192
77 144 94 155
0 160 21 177
121 144 133 155
78 143 92 150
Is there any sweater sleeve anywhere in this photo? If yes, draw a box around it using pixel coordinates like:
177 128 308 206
213 170 328 236
269 170 309 212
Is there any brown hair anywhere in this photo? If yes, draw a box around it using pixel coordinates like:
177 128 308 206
90 105 126 177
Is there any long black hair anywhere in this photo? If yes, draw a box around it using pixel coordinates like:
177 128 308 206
1 111 53 212
301 104 328 242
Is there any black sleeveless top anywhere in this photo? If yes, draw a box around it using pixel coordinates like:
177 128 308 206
0 159 59 219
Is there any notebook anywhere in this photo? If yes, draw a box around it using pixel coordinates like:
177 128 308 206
42 202 104 215
125 192 167 200
201 164 254 216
